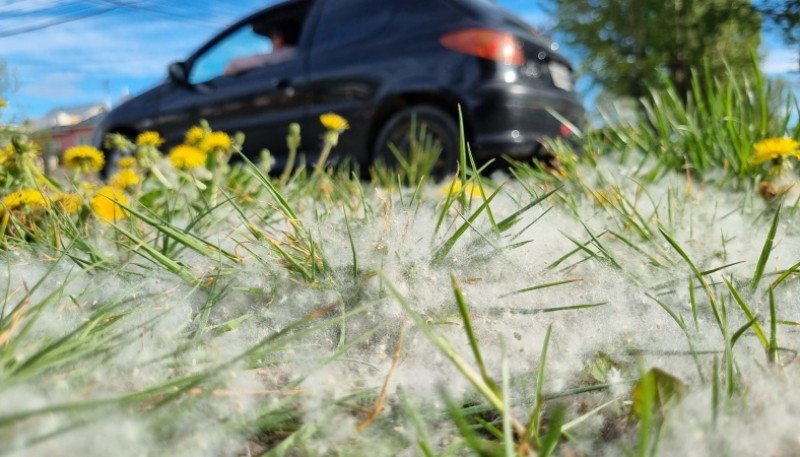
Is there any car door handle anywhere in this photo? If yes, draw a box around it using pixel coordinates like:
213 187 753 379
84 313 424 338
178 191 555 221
271 78 295 97
272 78 292 89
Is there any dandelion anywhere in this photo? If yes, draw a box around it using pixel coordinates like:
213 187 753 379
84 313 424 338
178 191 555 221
440 179 482 199
118 156 137 169
321 113 349 132
751 137 800 166
1 188 49 212
54 193 82 214
0 144 14 167
0 99 6 108
315 113 349 174
200 131 231 153
169 144 207 170
79 181 99 196
185 126 206 146
63 145 105 173
109 168 141 190
91 186 129 223
136 131 164 148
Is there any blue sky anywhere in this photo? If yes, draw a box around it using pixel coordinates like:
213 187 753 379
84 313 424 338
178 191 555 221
0 0 797 123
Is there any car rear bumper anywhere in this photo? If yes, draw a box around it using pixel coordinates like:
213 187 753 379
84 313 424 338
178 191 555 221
466 82 585 160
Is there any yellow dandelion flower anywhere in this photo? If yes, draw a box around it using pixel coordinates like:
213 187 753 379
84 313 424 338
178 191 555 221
169 144 207 170
200 131 231 153
91 186 129 223
185 126 206 146
440 179 482 199
136 131 165 147
320 113 349 131
2 188 49 212
79 181 99 196
118 156 137 169
0 99 7 108
751 137 800 166
109 168 141 190
0 144 14 167
54 193 82 214
63 145 105 173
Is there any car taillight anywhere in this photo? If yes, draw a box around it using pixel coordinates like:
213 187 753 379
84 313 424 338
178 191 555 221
439 28 525 66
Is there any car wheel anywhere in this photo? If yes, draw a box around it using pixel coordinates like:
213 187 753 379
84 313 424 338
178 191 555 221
373 105 459 179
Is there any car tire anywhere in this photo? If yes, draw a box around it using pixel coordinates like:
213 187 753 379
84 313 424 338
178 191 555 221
373 105 459 179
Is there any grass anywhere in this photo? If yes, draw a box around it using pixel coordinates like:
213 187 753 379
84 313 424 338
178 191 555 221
1 64 800 456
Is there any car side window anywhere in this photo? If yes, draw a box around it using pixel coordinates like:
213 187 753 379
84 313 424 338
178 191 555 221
190 26 273 84
312 0 393 52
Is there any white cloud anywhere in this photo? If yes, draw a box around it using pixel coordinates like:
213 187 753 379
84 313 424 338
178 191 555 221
763 47 799 75
2 1 266 81
17 72 83 99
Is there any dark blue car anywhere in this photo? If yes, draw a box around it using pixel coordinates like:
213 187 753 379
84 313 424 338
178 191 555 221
94 0 585 173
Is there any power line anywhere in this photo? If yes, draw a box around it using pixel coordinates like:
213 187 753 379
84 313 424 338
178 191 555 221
0 4 118 38
87 0 236 27
0 0 257 39
0 0 83 14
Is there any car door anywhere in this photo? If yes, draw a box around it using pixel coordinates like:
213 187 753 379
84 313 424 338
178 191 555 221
306 0 396 165
156 6 311 164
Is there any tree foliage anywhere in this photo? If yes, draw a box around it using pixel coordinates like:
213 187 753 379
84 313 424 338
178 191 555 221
552 0 762 99
759 1 800 45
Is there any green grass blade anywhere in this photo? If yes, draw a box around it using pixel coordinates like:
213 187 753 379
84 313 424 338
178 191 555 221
443 391 503 456
398 387 437 457
501 343 514 457
689 276 698 329
342 207 358 280
111 224 197 283
458 106 468 190
118 202 238 262
770 259 800 289
539 405 566 457
724 277 768 349
659 226 722 330
490 302 607 316
383 276 504 412
500 279 581 298
635 370 656 457
432 184 504 265
769 287 779 363
496 186 560 233
525 323 552 444
751 206 780 291
237 150 298 221
730 317 758 348
452 274 496 393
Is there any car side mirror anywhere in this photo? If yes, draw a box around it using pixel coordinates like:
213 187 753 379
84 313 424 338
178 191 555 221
168 61 189 85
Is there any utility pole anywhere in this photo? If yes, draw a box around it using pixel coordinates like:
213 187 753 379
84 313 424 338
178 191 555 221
103 79 111 108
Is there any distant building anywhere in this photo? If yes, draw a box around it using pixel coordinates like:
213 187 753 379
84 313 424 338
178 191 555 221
35 103 108 159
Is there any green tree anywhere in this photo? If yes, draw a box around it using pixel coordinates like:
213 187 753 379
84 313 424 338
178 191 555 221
759 1 799 45
551 0 762 99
